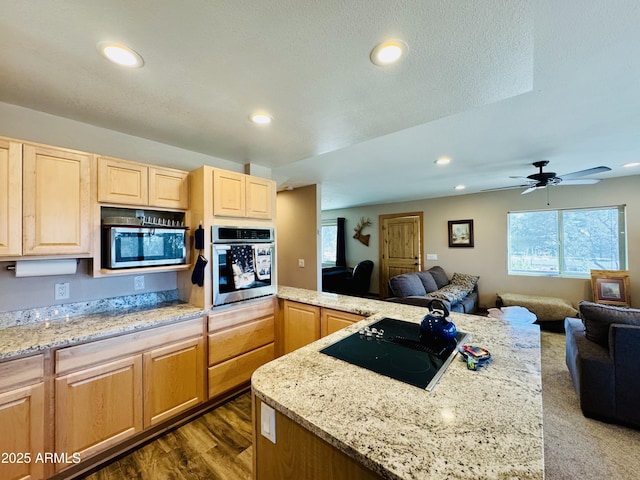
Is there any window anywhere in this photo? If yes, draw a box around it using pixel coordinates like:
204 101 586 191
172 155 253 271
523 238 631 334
508 205 626 277
321 220 338 267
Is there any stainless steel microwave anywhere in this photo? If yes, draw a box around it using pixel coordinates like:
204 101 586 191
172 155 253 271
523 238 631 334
102 226 187 269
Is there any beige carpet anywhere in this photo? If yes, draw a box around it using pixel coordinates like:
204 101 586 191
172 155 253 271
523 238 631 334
541 331 640 479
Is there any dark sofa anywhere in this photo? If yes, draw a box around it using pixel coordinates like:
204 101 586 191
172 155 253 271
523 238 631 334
565 301 640 428
386 266 479 313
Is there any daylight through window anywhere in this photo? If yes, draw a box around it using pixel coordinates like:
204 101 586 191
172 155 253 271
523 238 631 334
321 220 338 267
507 205 626 277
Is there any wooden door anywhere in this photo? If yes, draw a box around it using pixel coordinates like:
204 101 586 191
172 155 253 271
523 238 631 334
97 156 148 205
246 176 274 219
320 309 364 337
0 138 22 256
143 336 204 428
213 169 245 217
0 383 45 480
149 166 189 209
23 144 92 255
379 212 423 298
282 301 321 354
55 355 143 470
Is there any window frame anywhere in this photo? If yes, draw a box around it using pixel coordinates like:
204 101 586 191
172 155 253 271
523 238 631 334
507 204 627 278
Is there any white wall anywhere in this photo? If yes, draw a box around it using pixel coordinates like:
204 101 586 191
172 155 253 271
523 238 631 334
323 175 640 309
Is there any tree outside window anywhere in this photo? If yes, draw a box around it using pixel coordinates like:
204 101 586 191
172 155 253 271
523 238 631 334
508 206 626 277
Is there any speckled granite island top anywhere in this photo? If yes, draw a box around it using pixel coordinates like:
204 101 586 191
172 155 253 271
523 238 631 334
0 302 206 361
253 287 544 480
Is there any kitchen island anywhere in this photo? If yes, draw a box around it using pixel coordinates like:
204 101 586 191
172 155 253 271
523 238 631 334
252 287 544 479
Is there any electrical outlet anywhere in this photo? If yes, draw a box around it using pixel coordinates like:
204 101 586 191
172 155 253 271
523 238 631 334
298 259 305 268
55 282 70 300
134 275 145 290
427 253 438 260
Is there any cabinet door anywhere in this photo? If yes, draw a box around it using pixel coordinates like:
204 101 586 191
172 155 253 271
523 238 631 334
143 336 204 428
213 169 245 217
97 156 148 205
208 343 274 398
321 309 365 337
282 301 321 354
55 356 143 470
246 176 274 219
0 138 22 256
0 383 45 480
23 144 92 255
149 166 189 209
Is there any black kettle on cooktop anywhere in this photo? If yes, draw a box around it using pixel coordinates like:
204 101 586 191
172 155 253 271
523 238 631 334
420 300 457 342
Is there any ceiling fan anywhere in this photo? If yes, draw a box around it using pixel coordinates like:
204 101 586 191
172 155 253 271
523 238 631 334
492 161 611 195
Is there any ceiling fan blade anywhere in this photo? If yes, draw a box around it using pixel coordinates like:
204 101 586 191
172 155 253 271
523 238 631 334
558 166 611 180
521 186 539 195
481 184 532 192
558 179 600 185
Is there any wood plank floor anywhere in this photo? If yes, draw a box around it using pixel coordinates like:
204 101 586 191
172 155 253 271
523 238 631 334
84 392 253 480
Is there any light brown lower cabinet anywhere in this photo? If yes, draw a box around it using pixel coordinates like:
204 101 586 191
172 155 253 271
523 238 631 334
53 317 205 472
321 309 365 337
55 355 143 470
0 355 45 480
282 300 365 354
207 298 275 398
282 300 321 354
143 336 205 427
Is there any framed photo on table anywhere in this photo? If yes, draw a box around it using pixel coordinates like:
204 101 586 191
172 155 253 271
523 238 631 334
448 219 474 248
590 269 630 307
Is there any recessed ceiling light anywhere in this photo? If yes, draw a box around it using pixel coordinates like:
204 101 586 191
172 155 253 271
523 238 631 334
249 112 272 125
97 42 144 68
435 157 451 166
623 162 640 168
370 40 407 66
454 184 466 190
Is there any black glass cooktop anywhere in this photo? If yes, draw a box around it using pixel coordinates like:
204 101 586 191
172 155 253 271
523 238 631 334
320 317 469 390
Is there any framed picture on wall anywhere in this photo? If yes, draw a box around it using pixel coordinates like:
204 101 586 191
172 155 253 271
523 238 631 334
448 219 474 248
590 269 630 306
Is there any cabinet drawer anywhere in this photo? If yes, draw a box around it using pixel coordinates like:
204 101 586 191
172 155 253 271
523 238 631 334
209 316 274 366
0 354 44 392
56 317 203 375
208 343 274 398
208 297 275 332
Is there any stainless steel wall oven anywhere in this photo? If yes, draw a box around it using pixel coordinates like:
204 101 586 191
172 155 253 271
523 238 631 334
211 226 276 306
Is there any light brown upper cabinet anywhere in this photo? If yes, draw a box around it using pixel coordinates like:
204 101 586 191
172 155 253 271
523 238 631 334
0 138 22 256
213 168 274 219
23 143 92 256
98 156 189 210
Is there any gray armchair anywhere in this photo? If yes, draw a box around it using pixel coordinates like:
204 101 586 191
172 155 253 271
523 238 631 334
565 301 640 428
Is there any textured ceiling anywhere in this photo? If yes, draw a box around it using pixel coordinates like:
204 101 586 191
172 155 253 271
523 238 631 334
0 1 639 209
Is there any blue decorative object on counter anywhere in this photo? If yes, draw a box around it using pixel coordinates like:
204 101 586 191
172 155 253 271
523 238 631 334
420 299 458 341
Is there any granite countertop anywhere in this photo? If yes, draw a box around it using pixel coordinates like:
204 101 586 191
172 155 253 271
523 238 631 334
253 286 544 480
0 302 207 361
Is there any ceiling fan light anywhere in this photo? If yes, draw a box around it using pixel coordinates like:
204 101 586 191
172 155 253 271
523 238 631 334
435 157 451 166
623 162 640 168
454 184 465 190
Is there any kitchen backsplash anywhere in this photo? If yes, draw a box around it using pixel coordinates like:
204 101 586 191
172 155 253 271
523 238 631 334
0 289 179 329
